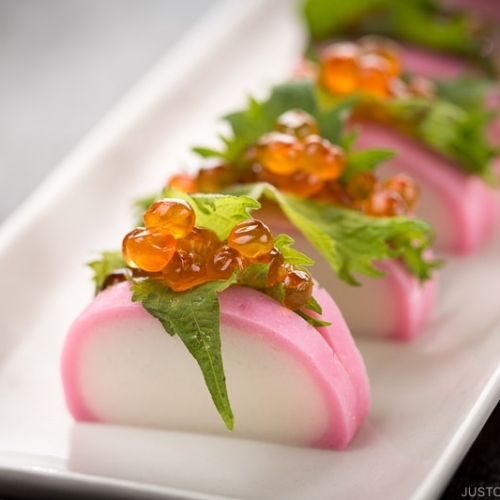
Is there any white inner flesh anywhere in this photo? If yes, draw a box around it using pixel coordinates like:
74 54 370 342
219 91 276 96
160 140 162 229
265 219 396 338
77 313 330 446
326 269 396 338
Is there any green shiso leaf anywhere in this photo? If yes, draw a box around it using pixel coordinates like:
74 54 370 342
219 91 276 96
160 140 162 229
237 262 270 289
274 234 314 267
384 96 498 182
435 77 498 111
161 188 261 240
227 182 436 284
316 96 358 145
303 0 384 39
303 295 323 315
136 190 263 236
298 294 332 327
296 309 331 328
192 146 228 160
88 251 126 294
315 78 498 182
342 148 395 180
221 80 319 163
131 276 237 430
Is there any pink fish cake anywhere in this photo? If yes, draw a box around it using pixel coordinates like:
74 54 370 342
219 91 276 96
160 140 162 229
61 282 370 450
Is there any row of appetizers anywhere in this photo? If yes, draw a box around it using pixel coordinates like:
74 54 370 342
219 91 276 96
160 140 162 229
61 0 499 450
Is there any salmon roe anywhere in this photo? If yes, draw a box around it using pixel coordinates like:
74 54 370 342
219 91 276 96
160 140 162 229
362 189 407 217
359 36 401 78
256 132 304 175
119 199 314 310
227 219 274 259
281 266 314 310
302 135 346 181
144 199 195 239
276 109 320 139
318 37 435 102
163 106 419 218
384 173 420 213
318 42 360 96
252 110 347 194
168 174 197 193
122 227 177 272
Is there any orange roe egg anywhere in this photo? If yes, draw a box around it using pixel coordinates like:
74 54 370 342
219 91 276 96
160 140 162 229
260 168 324 197
143 198 195 239
100 267 150 291
282 267 313 310
318 42 360 95
302 135 346 180
177 226 221 258
209 245 243 280
162 251 208 292
286 171 325 197
346 172 379 202
256 132 304 175
196 165 232 193
255 246 284 286
228 219 274 259
122 227 177 272
101 269 131 290
314 180 352 207
359 36 401 78
362 189 407 217
167 174 197 193
357 54 392 98
275 109 319 140
384 173 420 213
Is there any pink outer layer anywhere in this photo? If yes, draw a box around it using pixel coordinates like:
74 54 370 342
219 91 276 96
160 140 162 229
353 121 500 254
371 258 437 342
307 286 371 415
61 282 371 450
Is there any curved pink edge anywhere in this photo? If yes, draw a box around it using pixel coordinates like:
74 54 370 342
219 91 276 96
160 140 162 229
218 285 370 449
305 285 371 423
60 285 130 423
353 121 500 254
61 282 371 450
376 259 437 342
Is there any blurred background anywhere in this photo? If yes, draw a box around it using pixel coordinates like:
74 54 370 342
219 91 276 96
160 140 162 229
0 0 218 223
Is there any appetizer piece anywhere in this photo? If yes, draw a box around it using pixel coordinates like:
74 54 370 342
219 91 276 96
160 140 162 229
262 201 436 340
164 81 438 340
301 0 500 150
62 195 370 449
302 0 499 77
308 37 500 253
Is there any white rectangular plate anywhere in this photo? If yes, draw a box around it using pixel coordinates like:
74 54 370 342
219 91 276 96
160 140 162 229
1 0 500 498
